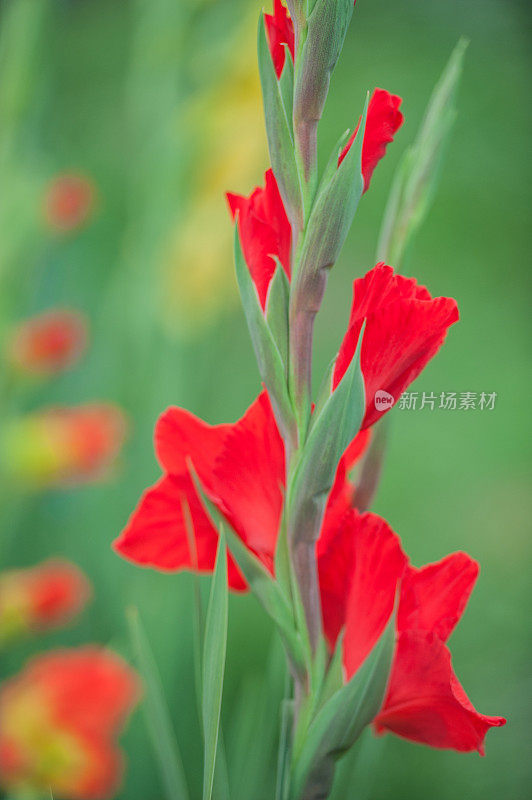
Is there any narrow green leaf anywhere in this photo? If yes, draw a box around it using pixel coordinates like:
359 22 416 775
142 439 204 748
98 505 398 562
276 698 294 800
293 93 368 283
290 614 395 800
258 14 303 226
319 632 345 710
224 525 308 679
127 607 190 800
279 49 295 124
202 534 228 800
188 462 309 679
311 356 337 428
229 638 287 800
266 263 290 372
234 227 296 443
287 324 366 548
377 39 468 267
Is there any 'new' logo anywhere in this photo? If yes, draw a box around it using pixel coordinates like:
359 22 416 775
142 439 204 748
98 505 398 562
374 390 394 411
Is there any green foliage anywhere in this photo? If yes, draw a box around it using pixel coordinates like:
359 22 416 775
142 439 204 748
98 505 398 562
287 325 365 546
258 14 303 226
202 535 229 800
234 227 297 445
290 617 395 800
127 608 190 800
377 38 468 267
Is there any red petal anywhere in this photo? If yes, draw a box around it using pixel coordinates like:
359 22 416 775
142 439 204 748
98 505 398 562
343 514 407 676
338 88 404 192
319 511 407 661
375 632 506 753
334 264 459 428
211 392 285 571
155 408 231 488
113 475 246 591
264 0 295 79
318 507 357 652
398 552 479 642
227 170 292 309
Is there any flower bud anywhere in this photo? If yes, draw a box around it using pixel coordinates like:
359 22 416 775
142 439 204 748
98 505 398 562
293 0 356 180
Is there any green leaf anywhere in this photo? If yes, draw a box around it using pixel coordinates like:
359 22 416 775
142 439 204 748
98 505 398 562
127 607 190 800
276 698 294 800
202 534 228 800
258 14 303 226
293 93 368 284
279 49 295 124
319 631 345 709
377 38 468 267
287 323 365 548
234 227 296 444
266 263 290 372
290 614 395 800
224 524 308 679
311 356 337 427
188 462 310 681
229 639 287 800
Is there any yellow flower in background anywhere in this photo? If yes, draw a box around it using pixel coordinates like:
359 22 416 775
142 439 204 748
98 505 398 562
162 7 267 336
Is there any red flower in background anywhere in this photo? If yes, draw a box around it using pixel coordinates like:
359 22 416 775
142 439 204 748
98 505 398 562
228 89 403 305
1 404 127 487
6 309 88 377
227 170 292 309
339 88 404 192
44 173 95 233
265 0 295 78
333 263 459 428
318 510 506 753
0 560 91 644
0 648 139 799
114 391 370 590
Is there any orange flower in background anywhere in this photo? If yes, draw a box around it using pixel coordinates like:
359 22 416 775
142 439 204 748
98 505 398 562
0 647 140 799
44 173 95 232
6 309 88 377
1 404 127 488
0 560 91 646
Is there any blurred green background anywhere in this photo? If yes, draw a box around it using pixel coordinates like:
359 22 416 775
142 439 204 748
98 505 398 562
0 0 530 797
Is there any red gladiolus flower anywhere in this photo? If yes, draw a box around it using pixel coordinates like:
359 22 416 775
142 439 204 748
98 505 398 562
115 390 505 754
6 309 88 377
0 647 140 799
228 92 402 304
2 404 127 487
333 263 459 429
227 169 292 310
339 88 404 192
318 510 506 753
265 0 295 78
44 173 95 232
0 560 91 645
114 391 370 591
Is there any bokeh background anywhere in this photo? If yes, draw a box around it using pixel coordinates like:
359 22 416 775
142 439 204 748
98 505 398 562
0 0 530 797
